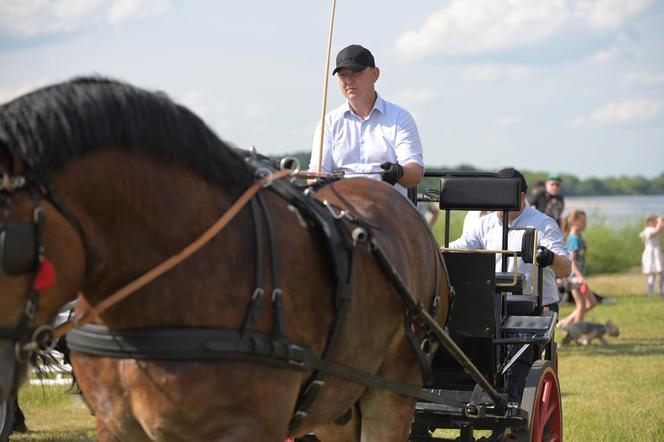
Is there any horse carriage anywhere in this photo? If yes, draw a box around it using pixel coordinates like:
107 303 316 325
406 173 562 441
0 78 560 441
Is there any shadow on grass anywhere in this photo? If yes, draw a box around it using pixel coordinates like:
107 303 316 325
559 339 664 357
11 429 96 442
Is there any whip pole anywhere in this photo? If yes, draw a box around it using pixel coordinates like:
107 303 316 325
316 0 337 174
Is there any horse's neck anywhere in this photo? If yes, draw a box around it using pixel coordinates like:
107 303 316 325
56 149 244 306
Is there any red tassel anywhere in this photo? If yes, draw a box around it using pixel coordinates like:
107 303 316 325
34 258 56 291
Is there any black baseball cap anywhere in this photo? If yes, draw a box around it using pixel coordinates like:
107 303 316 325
497 167 528 193
332 44 375 75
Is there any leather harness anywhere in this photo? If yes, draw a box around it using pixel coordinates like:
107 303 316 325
4 152 458 431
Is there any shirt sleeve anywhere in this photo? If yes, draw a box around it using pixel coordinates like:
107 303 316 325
539 218 570 258
308 119 334 173
450 221 484 250
566 234 581 253
394 110 424 167
641 227 654 239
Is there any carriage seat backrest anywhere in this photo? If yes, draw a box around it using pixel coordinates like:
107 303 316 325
443 252 496 338
439 176 521 211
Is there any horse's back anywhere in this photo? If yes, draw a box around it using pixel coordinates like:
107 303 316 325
315 177 446 306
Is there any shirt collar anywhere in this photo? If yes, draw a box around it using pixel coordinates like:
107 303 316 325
344 93 384 118
494 205 529 227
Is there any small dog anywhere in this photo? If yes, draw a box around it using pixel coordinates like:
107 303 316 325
560 320 620 346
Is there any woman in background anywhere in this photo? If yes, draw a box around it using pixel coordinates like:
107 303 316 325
639 215 664 297
558 210 597 328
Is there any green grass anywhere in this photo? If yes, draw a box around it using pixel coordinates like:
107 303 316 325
11 382 96 441
556 270 664 441
10 270 664 441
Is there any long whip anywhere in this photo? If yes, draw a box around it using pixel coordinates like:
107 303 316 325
316 0 337 174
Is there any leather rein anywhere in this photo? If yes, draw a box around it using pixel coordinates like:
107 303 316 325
52 168 294 339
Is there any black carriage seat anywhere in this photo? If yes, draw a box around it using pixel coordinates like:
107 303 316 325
495 271 526 293
496 272 539 315
438 175 540 316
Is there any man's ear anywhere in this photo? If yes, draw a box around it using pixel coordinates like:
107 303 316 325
373 67 380 82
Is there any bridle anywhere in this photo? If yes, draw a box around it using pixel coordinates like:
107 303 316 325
0 174 59 365
0 153 296 364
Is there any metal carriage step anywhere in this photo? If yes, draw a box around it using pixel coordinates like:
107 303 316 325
501 315 554 333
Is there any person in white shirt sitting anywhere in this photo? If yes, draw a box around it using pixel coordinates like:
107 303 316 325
449 167 571 312
308 44 424 196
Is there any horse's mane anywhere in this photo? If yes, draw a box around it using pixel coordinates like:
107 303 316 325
0 76 250 185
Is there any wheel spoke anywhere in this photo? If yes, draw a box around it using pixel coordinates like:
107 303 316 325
542 402 557 426
541 378 552 404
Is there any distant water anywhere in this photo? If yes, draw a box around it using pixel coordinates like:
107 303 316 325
563 194 664 225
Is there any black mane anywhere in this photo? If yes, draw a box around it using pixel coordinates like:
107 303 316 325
0 76 250 185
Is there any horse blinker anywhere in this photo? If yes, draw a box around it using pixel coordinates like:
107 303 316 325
0 222 37 276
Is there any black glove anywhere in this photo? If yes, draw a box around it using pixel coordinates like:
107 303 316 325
535 246 555 268
380 162 404 185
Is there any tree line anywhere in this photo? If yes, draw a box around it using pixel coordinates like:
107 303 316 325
273 152 664 196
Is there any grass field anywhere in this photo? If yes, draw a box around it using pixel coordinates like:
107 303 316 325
9 270 664 441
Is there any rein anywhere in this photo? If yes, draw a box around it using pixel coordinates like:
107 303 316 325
52 168 294 339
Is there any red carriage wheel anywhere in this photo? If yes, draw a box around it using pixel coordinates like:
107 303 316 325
515 360 562 442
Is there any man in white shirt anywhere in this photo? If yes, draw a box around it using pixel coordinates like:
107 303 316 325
449 168 571 309
449 168 571 403
308 44 424 196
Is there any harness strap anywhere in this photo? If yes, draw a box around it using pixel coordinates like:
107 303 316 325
256 193 285 338
404 314 433 386
242 199 265 334
53 169 293 339
65 324 458 406
367 238 506 411
254 179 358 432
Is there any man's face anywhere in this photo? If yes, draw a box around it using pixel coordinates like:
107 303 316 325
337 67 379 101
546 179 561 195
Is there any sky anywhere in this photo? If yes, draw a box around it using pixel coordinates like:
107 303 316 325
0 0 663 179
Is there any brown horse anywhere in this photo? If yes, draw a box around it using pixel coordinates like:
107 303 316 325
0 78 448 441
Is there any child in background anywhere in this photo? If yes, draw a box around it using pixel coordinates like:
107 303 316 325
558 210 597 328
639 215 664 297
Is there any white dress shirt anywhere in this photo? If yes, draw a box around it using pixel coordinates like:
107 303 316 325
309 94 423 196
450 206 570 306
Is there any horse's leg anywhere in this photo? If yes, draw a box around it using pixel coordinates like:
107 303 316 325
72 354 151 441
358 332 420 442
358 389 415 442
309 404 361 442
120 361 303 442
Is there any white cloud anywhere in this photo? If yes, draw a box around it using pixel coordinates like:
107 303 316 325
394 87 440 108
394 0 654 61
590 33 637 63
572 98 664 127
108 0 170 24
0 79 52 105
179 91 232 133
591 46 623 63
0 0 170 36
394 0 569 61
578 0 655 30
495 115 525 126
178 92 267 139
624 71 664 86
463 64 536 82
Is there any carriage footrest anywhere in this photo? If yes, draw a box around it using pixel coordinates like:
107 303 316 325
501 314 553 333
414 388 493 414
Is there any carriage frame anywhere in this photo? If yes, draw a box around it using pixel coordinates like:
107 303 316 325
406 171 562 442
